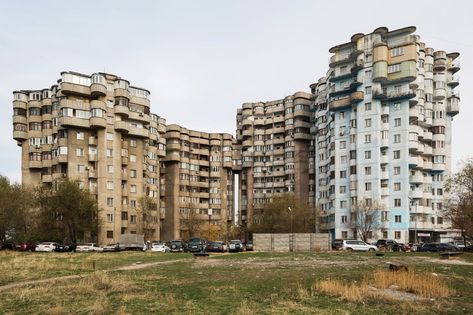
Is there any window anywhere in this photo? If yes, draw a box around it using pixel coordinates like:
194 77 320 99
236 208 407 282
77 165 85 173
130 139 137 147
106 149 113 157
394 199 401 207
365 118 371 128
391 47 404 57
130 154 137 162
130 215 137 224
339 141 346 149
394 118 401 127
342 231 348 239
107 198 113 207
130 185 137 193
340 200 347 208
394 134 401 143
365 182 372 191
382 211 388 221
365 69 372 79
365 167 371 175
341 215 348 223
364 151 371 159
130 170 137 178
76 148 84 156
106 132 114 141
130 200 137 208
76 132 84 140
365 103 372 111
437 217 443 224
339 112 345 119
340 155 347 164
393 150 400 159
394 167 400 175
365 86 371 95
395 215 402 223
394 182 401 191
340 186 346 193
107 165 114 174
388 63 401 73
107 181 114 190
107 213 114 223
106 230 113 238
340 171 347 179
365 134 371 143
394 231 401 239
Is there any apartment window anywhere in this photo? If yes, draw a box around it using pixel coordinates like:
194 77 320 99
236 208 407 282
350 134 356 143
394 118 401 127
341 215 348 223
106 149 113 157
340 186 346 193
365 86 371 95
107 181 114 190
393 150 400 159
365 167 371 175
394 231 401 240
339 112 345 119
340 65 347 74
381 211 388 221
130 154 137 162
340 171 347 179
365 69 372 78
437 217 443 224
130 215 137 224
130 185 137 193
365 182 372 191
365 103 372 111
341 231 348 239
77 165 85 173
383 231 388 239
394 199 401 207
364 134 371 143
130 200 137 208
106 213 114 223
106 132 113 141
340 155 347 164
394 166 401 175
365 118 372 128
339 141 346 149
395 215 402 223
388 63 401 74
340 200 347 208
394 134 401 143
76 132 84 140
107 165 114 174
391 47 404 57
394 182 401 191
381 130 388 139
76 148 84 157
130 139 137 147
364 150 371 159
106 230 113 238
107 198 113 207
130 170 137 178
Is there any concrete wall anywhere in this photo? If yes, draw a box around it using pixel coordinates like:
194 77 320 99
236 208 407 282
254 233 331 252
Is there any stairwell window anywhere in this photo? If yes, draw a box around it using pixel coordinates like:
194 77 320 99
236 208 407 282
390 47 404 57
388 63 401 74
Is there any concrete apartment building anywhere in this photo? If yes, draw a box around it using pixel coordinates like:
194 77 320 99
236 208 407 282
311 26 460 243
160 124 234 240
12 71 167 244
234 92 313 227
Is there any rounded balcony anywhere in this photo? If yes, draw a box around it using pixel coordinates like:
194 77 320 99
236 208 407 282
90 116 107 129
90 83 107 97
114 104 129 117
114 121 129 133
13 130 28 141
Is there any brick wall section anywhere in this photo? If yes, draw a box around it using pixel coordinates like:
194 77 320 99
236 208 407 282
254 233 331 252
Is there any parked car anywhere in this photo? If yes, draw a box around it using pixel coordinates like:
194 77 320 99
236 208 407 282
228 240 243 252
169 240 186 253
375 239 403 251
150 242 170 253
419 243 460 252
187 237 207 253
0 240 16 250
36 242 59 252
408 243 421 252
54 244 76 252
207 241 225 253
76 243 103 252
15 241 37 252
245 241 254 251
463 245 473 253
342 240 378 252
332 239 344 251
449 240 472 250
102 243 124 252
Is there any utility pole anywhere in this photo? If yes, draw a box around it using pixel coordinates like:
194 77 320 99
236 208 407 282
288 206 293 252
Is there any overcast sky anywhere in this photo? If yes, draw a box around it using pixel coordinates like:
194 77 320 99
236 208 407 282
1 1 472 182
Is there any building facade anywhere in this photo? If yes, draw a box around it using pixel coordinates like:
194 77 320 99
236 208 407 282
161 124 234 241
12 71 167 244
234 92 313 228
311 26 460 243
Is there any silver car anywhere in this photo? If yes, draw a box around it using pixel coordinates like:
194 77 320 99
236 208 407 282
342 240 378 252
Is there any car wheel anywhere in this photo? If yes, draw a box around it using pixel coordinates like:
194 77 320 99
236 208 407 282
369 248 375 252
347 248 353 252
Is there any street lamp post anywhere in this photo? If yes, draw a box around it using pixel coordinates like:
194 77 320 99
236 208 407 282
288 206 293 252
408 197 418 244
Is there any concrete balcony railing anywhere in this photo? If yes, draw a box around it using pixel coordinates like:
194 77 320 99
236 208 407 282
90 116 107 129
61 82 90 97
59 116 90 128
409 172 424 184
13 130 28 141
114 121 130 133
90 83 107 97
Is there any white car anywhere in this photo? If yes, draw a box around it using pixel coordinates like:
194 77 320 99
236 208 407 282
76 243 103 252
342 240 378 252
35 242 59 252
149 243 170 253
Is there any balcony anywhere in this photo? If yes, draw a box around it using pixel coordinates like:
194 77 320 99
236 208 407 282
433 58 447 71
409 172 424 184
433 88 446 100
129 126 149 138
409 189 423 199
90 116 107 129
13 130 27 141
447 61 460 74
59 116 90 128
60 82 90 97
114 121 129 133
90 83 107 97
447 98 459 116
89 154 97 162
447 76 459 88
114 104 129 117
28 160 42 169
380 155 389 164
381 187 389 196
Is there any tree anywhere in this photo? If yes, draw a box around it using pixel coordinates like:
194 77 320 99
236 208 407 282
250 193 317 234
137 196 159 241
179 203 203 240
36 179 100 243
350 198 384 242
444 159 473 245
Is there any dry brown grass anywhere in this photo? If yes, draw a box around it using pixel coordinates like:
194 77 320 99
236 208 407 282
317 269 455 302
371 269 454 298
233 300 257 315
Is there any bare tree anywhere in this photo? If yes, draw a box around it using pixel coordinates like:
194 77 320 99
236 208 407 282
444 159 473 245
350 198 384 242
137 196 159 241
179 203 203 240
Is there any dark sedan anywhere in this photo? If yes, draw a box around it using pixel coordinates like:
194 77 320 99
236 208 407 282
245 241 254 251
54 244 76 252
419 243 459 252
207 241 225 253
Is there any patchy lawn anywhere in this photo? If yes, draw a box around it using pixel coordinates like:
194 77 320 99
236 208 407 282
0 251 472 314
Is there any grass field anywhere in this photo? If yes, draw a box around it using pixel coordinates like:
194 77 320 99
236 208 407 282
0 251 472 314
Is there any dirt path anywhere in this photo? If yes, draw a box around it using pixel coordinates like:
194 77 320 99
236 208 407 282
0 258 189 292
